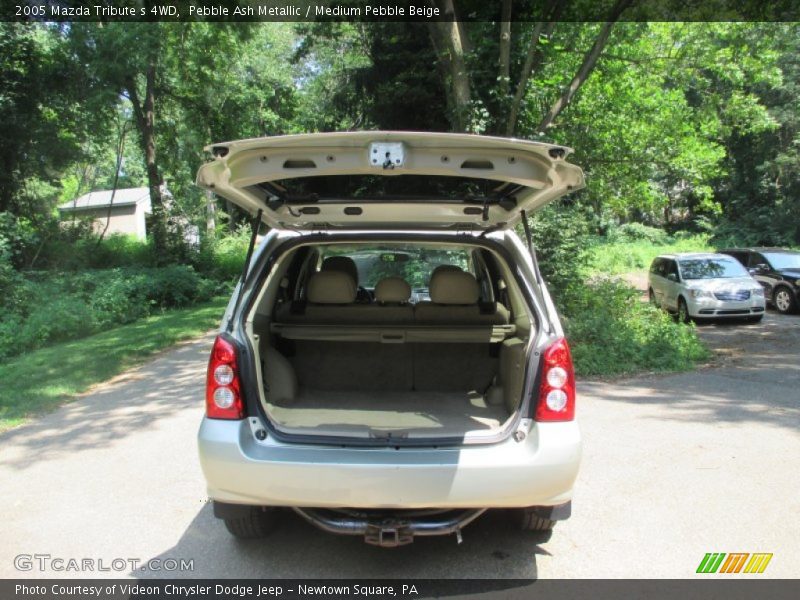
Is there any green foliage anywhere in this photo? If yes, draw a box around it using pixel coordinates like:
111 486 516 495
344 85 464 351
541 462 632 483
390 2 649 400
193 228 251 282
587 233 712 276
0 266 225 360
0 298 228 431
524 203 592 294
606 222 670 245
562 279 710 377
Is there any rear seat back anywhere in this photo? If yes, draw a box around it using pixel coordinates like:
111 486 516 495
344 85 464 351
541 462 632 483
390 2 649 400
357 276 414 323
278 270 363 324
414 270 509 325
278 272 414 324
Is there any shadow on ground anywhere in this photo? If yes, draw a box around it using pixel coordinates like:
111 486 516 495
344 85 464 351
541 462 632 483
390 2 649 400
137 505 551 579
0 336 213 471
580 311 800 432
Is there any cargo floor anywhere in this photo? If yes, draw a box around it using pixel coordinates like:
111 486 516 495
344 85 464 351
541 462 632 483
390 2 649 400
266 389 510 435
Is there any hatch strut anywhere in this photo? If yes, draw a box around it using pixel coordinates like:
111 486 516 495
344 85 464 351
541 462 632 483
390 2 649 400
226 209 263 333
520 210 542 284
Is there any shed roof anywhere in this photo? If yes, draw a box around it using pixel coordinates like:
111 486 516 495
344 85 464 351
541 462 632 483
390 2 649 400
59 187 153 212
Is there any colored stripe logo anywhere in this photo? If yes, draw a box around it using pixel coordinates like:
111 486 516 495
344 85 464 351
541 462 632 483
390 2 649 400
697 553 772 574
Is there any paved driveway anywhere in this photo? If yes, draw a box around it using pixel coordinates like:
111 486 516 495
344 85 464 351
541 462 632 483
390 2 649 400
1 313 798 579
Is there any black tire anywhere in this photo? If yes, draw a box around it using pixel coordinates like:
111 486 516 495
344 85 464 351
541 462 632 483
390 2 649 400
223 507 277 539
677 297 691 323
773 287 797 314
517 508 557 532
648 288 656 305
746 315 764 324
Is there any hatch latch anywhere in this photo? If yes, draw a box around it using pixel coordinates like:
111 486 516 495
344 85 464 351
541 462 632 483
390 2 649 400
369 142 405 169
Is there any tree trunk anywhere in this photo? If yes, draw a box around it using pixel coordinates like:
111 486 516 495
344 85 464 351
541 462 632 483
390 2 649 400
97 121 129 245
498 0 512 100
206 190 216 237
536 0 632 133
506 1 564 136
127 60 167 259
429 0 472 132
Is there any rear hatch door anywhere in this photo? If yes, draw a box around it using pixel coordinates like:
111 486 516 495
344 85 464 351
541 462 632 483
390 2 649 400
196 131 584 231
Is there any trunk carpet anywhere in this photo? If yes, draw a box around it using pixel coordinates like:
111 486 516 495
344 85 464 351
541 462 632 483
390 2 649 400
266 389 509 434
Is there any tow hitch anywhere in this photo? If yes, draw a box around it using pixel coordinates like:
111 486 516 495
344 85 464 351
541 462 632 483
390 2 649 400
292 508 486 547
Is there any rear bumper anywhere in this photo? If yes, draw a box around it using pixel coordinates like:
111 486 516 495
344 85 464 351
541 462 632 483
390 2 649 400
197 417 581 509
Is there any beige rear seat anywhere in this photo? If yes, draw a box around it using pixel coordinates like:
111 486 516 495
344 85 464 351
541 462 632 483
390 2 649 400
277 270 363 324
414 270 509 325
278 272 414 324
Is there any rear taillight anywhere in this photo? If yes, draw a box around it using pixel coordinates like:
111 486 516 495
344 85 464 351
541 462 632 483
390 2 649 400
535 337 576 422
206 335 245 420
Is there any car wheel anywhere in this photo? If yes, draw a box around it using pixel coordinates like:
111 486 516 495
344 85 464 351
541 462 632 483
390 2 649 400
773 287 796 314
648 288 656 305
677 297 691 323
517 508 556 532
223 507 278 539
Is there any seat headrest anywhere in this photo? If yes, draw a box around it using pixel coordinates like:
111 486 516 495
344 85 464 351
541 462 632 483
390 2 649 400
431 264 462 279
375 277 411 304
307 271 356 304
429 270 480 305
321 256 359 285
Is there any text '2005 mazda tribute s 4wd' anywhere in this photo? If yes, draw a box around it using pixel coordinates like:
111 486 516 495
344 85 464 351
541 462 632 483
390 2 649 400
196 132 584 547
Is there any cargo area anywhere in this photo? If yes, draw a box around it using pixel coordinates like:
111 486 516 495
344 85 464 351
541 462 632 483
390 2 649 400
245 241 536 441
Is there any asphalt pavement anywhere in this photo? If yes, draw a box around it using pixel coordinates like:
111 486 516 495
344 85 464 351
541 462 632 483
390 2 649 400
1 311 798 579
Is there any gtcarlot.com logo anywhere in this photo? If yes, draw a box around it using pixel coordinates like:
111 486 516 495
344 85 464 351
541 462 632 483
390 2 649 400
696 552 772 574
14 554 194 573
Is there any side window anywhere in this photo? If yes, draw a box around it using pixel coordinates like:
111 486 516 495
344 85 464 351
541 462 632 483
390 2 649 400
725 252 746 266
668 260 680 279
651 258 665 276
746 252 767 269
749 253 768 269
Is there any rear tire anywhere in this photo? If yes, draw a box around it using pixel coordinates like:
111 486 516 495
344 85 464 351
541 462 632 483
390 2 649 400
773 287 796 314
223 507 277 539
648 288 657 306
517 508 557 532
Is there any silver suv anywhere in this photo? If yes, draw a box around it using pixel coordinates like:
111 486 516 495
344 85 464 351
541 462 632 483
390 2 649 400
196 132 584 547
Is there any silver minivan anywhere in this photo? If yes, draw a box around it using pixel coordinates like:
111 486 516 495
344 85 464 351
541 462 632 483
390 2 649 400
196 132 584 546
648 253 766 323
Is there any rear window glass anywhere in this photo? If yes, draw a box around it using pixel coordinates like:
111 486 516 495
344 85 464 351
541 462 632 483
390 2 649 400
320 244 473 289
263 175 513 201
679 258 748 280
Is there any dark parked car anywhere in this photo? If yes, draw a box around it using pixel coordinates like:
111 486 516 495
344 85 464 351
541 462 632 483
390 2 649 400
719 248 800 314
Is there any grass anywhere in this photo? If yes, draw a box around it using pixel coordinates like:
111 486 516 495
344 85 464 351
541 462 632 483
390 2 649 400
0 297 228 432
586 233 713 276
563 279 711 378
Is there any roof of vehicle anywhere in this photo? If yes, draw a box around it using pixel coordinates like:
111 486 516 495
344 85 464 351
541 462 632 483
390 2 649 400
654 252 732 260
719 247 800 254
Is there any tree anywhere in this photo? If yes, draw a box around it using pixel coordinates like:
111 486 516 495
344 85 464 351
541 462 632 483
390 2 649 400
0 23 95 218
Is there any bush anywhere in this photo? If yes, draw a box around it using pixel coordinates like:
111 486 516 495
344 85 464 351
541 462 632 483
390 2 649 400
526 203 592 294
606 222 671 245
587 232 712 276
560 279 709 377
0 266 224 360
